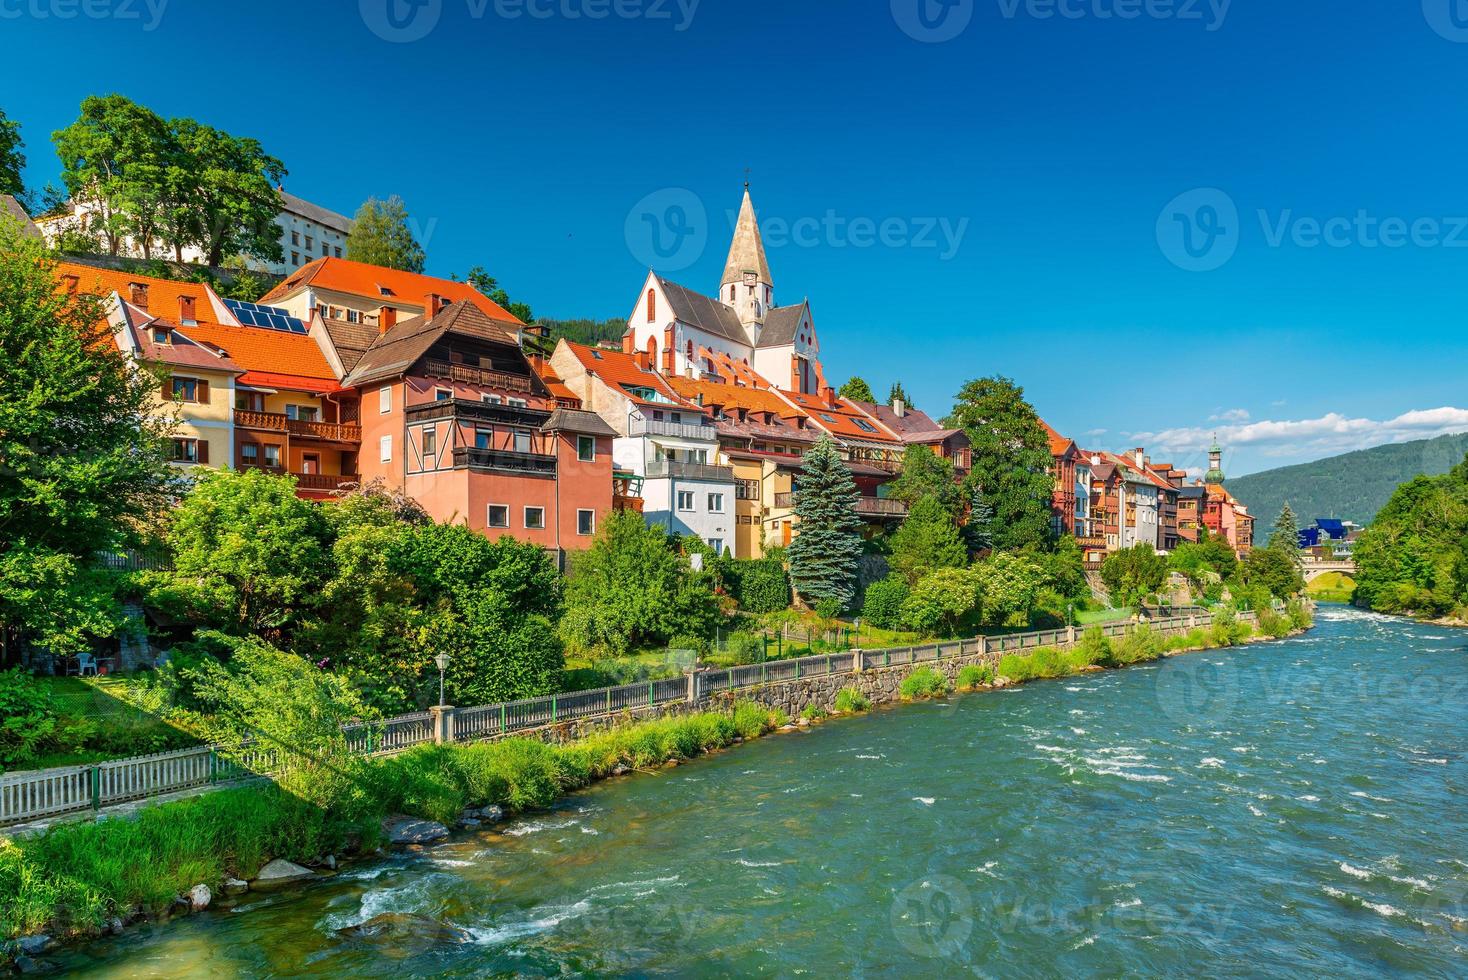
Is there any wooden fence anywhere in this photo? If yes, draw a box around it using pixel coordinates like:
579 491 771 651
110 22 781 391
0 610 1251 828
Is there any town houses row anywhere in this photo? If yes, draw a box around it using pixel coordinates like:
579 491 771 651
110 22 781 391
36 187 1254 565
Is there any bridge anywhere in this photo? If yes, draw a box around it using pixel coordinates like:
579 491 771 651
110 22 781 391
1300 558 1355 582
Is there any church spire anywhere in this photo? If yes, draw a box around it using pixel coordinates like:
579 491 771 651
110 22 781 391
720 187 773 297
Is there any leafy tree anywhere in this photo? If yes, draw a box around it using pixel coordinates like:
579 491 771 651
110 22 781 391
889 495 967 584
1351 461 1468 617
838 376 875 403
972 550 1044 626
1238 546 1305 603
902 567 982 636
1269 502 1301 563
887 381 914 410
1100 543 1168 610
861 574 910 629
943 376 1055 551
561 510 719 656
0 107 24 199
730 557 790 613
0 217 173 662
171 118 286 266
787 438 865 610
1035 535 1087 600
346 195 425 272
52 95 172 257
886 445 960 516
962 480 997 556
457 265 532 323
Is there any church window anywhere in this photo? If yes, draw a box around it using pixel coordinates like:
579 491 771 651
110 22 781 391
646 289 656 322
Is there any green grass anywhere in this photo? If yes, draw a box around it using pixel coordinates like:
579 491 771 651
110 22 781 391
1074 606 1134 625
832 687 870 713
898 666 949 700
1306 572 1356 603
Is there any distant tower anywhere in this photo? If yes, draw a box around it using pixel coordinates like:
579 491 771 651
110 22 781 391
719 186 773 336
1204 436 1226 484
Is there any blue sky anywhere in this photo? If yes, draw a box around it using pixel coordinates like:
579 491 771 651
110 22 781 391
4 0 1467 476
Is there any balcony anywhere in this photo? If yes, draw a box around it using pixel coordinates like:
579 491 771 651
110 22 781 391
453 446 557 476
239 464 358 492
406 398 551 428
628 418 718 441
234 410 361 443
773 491 908 518
644 460 735 482
423 358 533 393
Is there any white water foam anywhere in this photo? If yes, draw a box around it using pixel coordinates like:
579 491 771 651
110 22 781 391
914 797 935 805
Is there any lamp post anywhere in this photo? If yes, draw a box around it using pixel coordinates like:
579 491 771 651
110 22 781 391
434 653 450 707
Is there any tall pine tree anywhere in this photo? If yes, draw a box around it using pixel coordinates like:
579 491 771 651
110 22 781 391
787 438 864 610
887 381 914 410
963 480 997 556
1270 502 1301 563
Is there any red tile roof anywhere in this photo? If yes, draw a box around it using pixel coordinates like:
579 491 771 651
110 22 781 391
562 341 699 409
179 321 338 391
55 261 232 326
261 257 520 323
780 390 901 443
1039 420 1076 458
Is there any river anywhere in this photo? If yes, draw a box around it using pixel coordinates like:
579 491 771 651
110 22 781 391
56 607 1467 976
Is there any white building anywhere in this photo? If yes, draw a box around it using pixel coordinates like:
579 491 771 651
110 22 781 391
549 340 736 555
625 188 826 395
36 187 352 276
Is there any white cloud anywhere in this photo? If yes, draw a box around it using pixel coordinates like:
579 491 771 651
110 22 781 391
1085 427 1108 437
1209 408 1250 423
1130 406 1468 461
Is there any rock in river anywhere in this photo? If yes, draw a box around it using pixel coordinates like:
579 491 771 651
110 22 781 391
251 859 315 890
382 815 450 845
336 912 471 946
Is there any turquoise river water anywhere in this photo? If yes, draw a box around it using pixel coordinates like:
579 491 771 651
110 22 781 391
55 607 1467 976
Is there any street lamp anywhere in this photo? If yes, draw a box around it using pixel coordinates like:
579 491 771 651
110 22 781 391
434 653 451 707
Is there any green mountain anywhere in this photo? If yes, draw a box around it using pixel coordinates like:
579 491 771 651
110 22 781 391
1226 432 1468 526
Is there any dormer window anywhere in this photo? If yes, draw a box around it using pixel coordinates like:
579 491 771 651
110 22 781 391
152 327 170 345
377 284 395 296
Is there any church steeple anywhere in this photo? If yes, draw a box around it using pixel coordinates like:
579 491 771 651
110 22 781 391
1204 435 1226 484
720 187 773 329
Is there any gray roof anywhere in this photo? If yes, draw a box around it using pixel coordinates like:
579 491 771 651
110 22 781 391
1 195 42 240
319 317 380 372
541 408 617 437
343 300 524 388
656 276 750 346
278 190 353 234
757 303 806 348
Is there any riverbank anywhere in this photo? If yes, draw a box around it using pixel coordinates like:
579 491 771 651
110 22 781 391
1 607 1310 968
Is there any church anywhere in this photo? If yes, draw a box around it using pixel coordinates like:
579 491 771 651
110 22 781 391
623 188 828 394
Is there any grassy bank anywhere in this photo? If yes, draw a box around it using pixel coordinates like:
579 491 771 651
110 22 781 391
1306 571 1356 604
1 701 792 945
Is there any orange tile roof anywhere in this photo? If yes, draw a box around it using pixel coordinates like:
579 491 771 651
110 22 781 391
54 262 230 325
179 321 337 388
1039 419 1075 457
562 341 699 409
531 360 580 405
781 390 900 443
261 257 520 323
666 375 802 419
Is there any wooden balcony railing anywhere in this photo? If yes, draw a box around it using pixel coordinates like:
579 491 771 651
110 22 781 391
239 464 358 492
422 359 533 393
773 491 907 518
405 398 550 428
233 410 361 442
453 446 557 476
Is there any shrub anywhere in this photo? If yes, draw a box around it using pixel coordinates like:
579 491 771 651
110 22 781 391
814 596 843 621
1257 609 1292 639
1030 646 1066 678
1075 626 1111 666
833 686 871 712
1286 598 1314 630
955 663 994 689
667 633 710 657
861 575 910 630
731 700 779 738
1110 625 1164 665
1210 608 1239 647
800 704 827 722
734 558 791 613
0 669 60 767
724 632 766 665
899 666 949 700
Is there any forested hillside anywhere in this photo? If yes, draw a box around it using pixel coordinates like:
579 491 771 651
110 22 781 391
1352 455 1468 617
1227 432 1468 525
539 317 627 348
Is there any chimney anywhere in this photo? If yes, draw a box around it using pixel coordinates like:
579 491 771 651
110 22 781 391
378 305 397 334
128 282 149 309
622 332 635 354
821 385 837 407
634 349 651 371
423 293 444 318
893 398 906 418
61 274 79 295
1133 448 1146 468
178 295 197 324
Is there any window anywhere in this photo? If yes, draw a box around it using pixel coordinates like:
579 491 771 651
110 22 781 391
291 231 300 246
285 404 319 422
379 434 392 462
524 507 546 530
646 289 656 322
241 443 259 465
152 327 170 344
708 538 723 555
264 445 280 467
513 430 531 453
577 510 595 535
475 429 491 449
508 397 528 408
379 387 391 414
577 435 596 462
305 235 313 250
334 246 342 258
853 419 877 433
487 504 509 528
422 427 436 457
171 438 199 463
677 490 695 511
434 388 452 402
236 391 265 412
291 251 299 265
301 453 319 475
482 394 502 405
707 493 725 513
171 378 200 402
736 479 760 499
346 309 361 324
